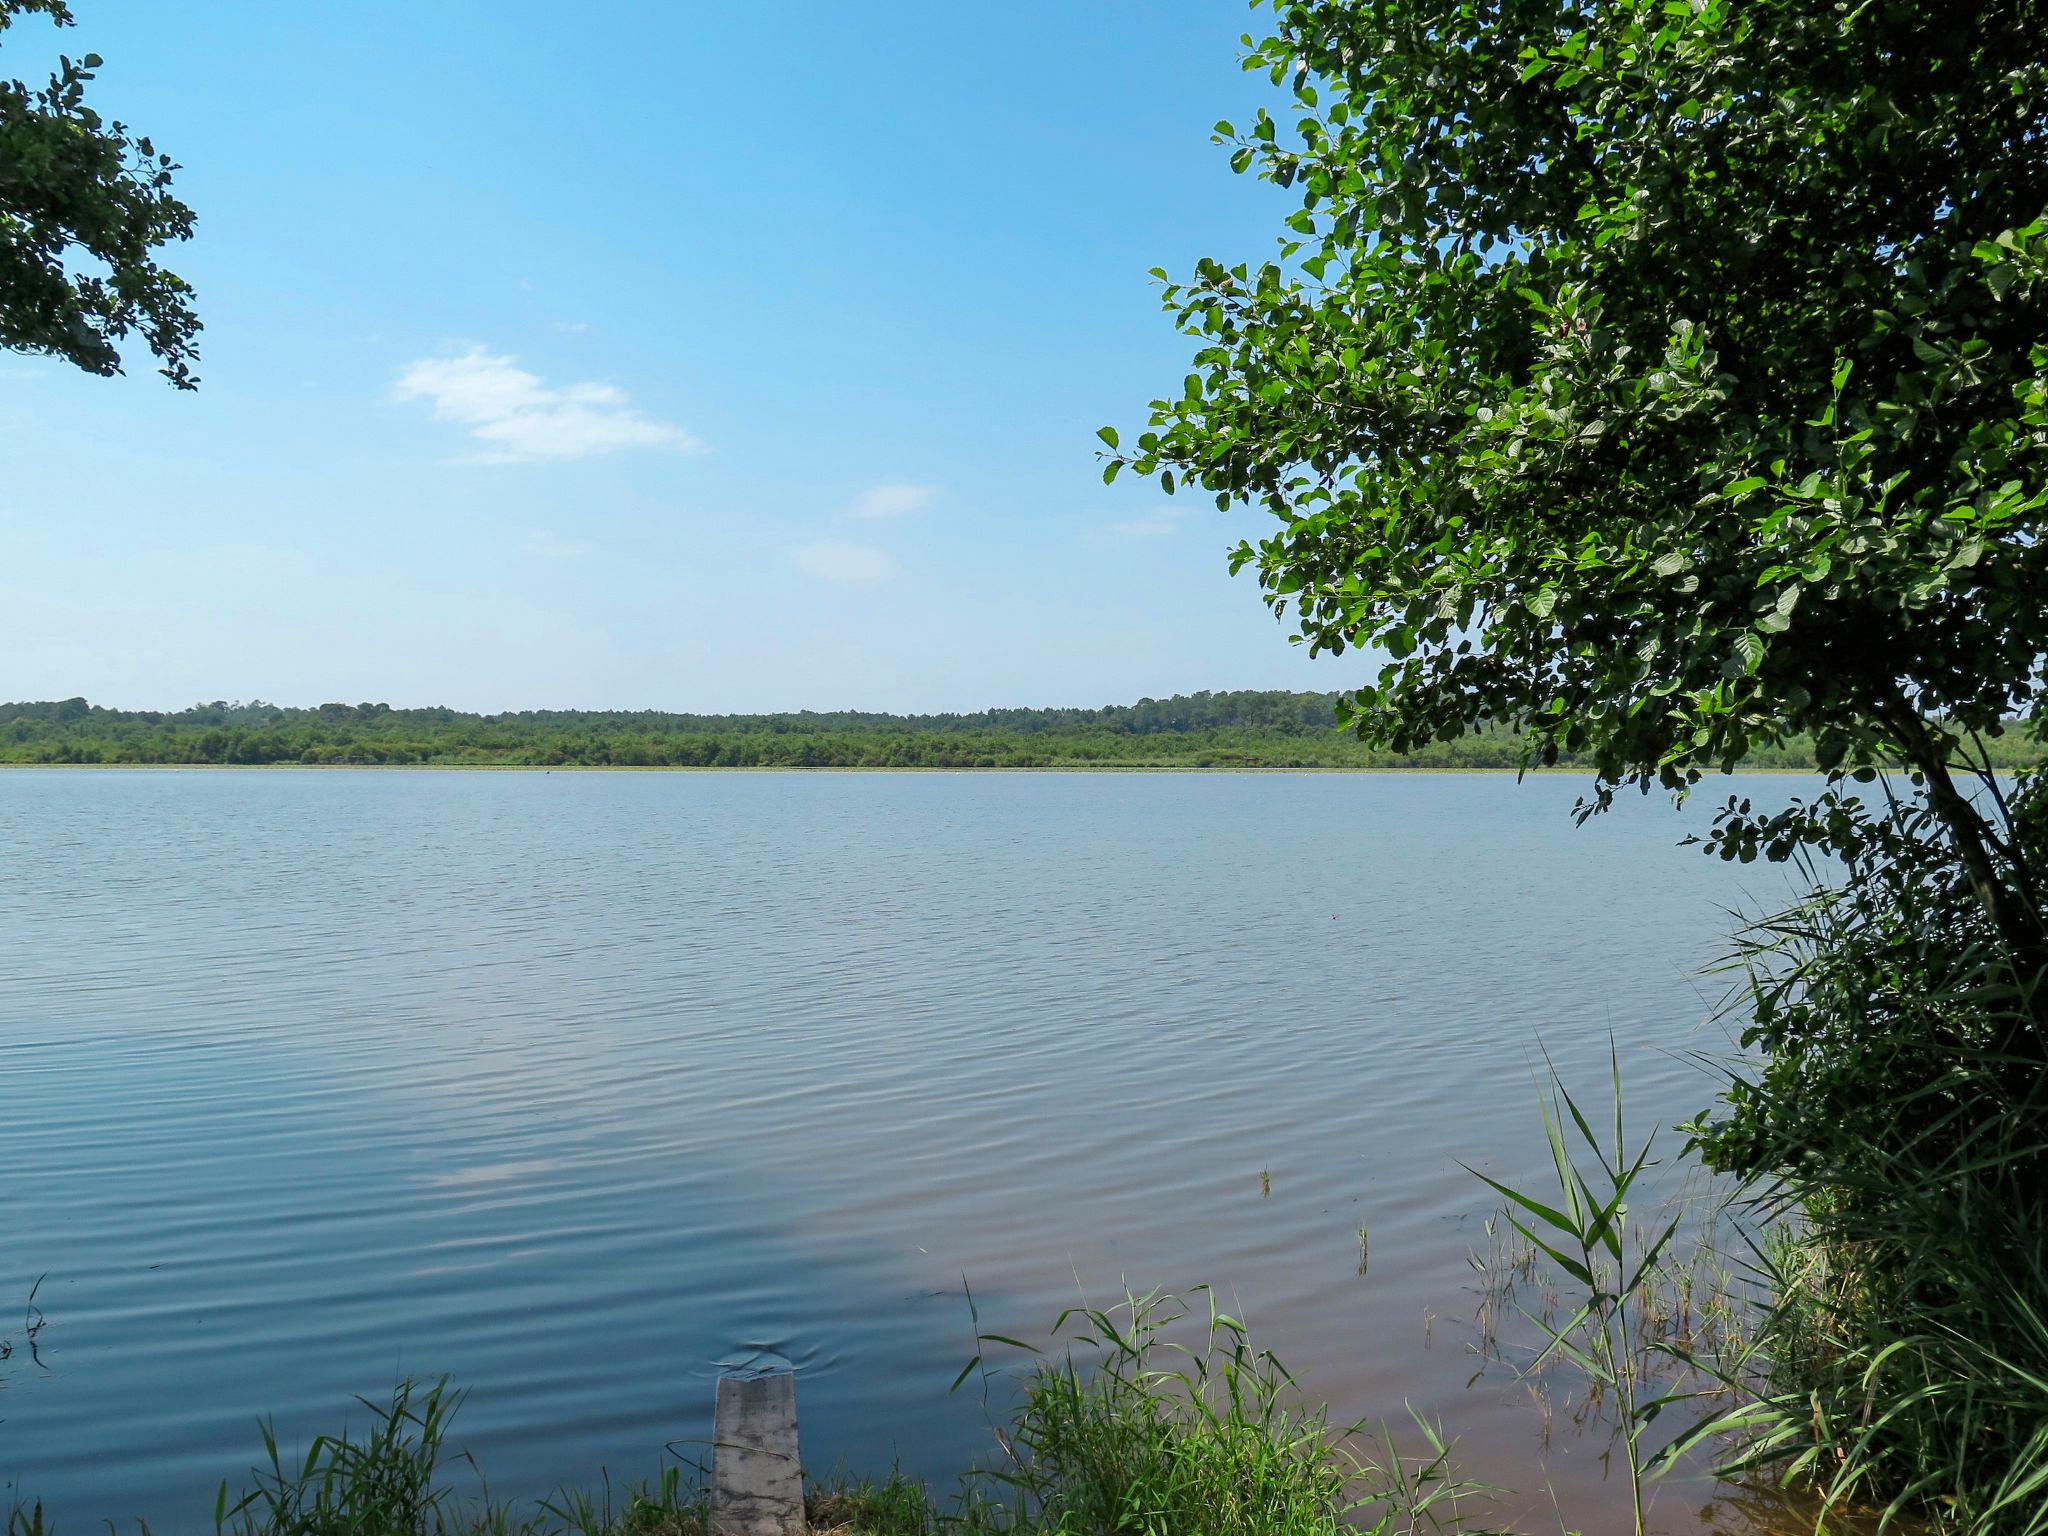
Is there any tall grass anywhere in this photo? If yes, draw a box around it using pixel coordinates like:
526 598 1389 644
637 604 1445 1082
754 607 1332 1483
203 1378 701 1536
1462 1054 1684 1536
1473 971 2048 1535
9 1293 1488 1536
216 1378 474 1535
1460 775 2048 1535
1673 831 2048 1536
960 1286 1486 1536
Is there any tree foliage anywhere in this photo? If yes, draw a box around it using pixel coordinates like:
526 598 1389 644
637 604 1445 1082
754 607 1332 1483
1116 9 2048 1518
1 692 1975 770
0 0 198 386
1112 0 2048 952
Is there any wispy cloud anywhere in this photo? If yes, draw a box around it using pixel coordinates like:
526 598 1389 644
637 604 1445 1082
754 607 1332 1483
1107 504 1192 538
851 482 937 519
550 320 590 334
394 347 700 464
793 540 896 583
521 530 595 559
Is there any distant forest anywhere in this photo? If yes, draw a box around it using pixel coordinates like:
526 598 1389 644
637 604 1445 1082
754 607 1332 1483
1 693 2039 771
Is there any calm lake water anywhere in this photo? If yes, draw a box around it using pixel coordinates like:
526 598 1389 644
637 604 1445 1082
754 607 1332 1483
1 769 1808 1533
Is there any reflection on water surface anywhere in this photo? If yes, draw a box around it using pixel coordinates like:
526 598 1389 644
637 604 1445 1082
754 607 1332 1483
1 769 1810 1532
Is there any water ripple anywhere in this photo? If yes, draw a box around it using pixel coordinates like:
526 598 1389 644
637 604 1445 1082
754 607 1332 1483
1 769 1793 1533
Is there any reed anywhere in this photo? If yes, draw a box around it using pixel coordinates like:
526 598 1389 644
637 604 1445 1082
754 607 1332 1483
957 1285 1487 1536
1673 833 2048 1536
9 1294 1488 1536
1462 1052 1680 1536
1472 790 2048 1536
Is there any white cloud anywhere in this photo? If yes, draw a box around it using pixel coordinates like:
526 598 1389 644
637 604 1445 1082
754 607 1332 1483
1107 504 1192 537
551 320 591 334
851 482 937 518
793 540 896 583
521 530 594 558
394 347 700 464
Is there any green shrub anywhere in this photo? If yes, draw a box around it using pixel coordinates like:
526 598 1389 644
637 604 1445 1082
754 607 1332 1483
1688 784 2048 1535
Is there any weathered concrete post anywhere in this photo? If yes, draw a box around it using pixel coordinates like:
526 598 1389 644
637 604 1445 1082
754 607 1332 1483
711 1372 807 1536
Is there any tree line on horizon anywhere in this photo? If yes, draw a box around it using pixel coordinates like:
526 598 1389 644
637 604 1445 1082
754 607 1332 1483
2 692 2038 771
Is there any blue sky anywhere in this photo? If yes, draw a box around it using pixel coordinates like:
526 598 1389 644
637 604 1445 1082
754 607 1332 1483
3 0 1373 712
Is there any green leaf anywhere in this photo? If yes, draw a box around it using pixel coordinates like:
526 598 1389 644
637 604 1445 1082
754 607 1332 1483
1114 0 2048 862
1464 1164 1583 1243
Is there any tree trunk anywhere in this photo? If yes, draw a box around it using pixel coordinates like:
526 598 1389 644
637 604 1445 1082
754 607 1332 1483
1880 693 2047 1004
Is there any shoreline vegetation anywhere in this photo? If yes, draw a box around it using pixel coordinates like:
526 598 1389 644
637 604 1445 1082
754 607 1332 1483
0 1291 1496 1536
0 1101 1810 1536
0 1071 1846 1536
0 760 1845 774
6 694 2041 772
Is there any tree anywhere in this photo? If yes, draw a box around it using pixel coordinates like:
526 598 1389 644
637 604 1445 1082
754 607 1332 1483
1 0 198 386
1110 0 2048 964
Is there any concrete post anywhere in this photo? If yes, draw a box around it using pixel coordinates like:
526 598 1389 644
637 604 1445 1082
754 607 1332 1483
711 1372 807 1536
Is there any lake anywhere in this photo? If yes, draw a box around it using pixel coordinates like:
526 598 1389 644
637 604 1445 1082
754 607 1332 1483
0 769 1805 1533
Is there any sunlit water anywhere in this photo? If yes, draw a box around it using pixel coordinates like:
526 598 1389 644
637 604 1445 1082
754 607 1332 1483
0 770 1811 1532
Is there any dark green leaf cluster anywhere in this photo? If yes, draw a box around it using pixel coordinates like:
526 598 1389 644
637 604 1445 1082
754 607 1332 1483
1687 781 2048 1533
1115 0 2048 827
0 0 199 386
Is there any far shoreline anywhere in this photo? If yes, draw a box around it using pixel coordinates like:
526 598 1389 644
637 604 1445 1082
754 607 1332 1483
0 761 1829 775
